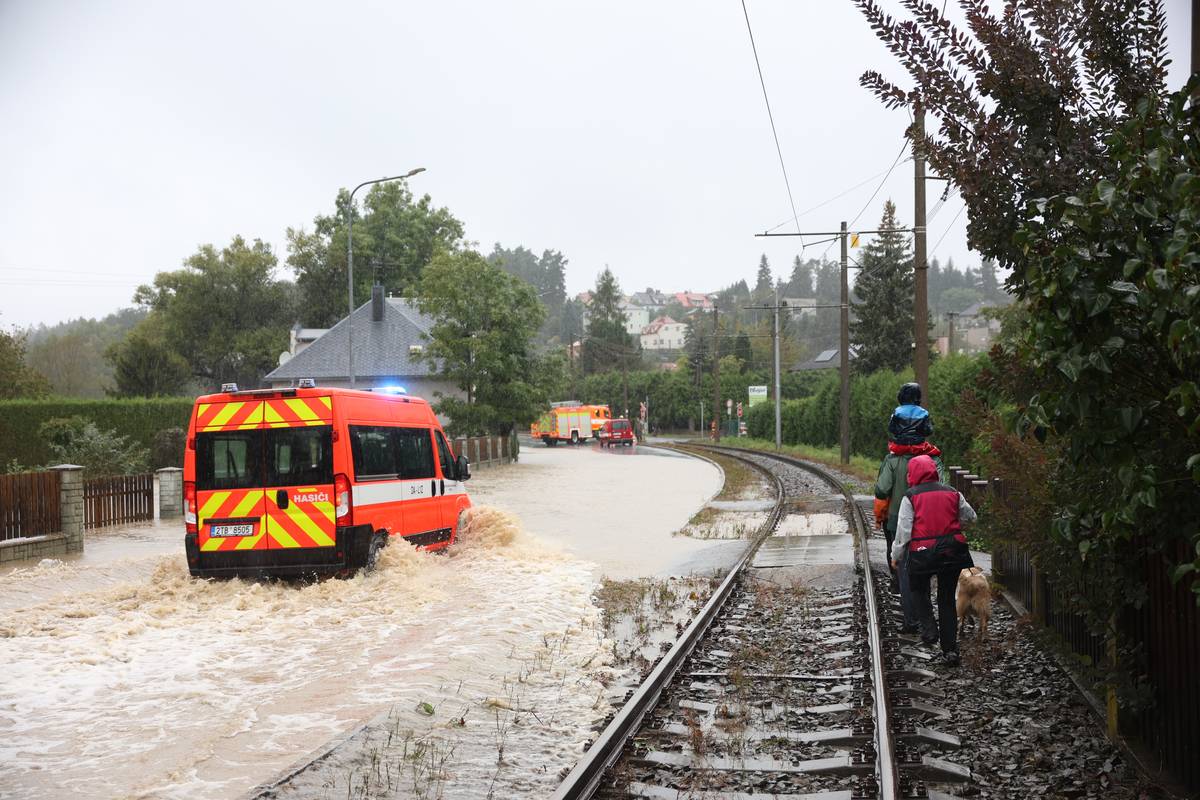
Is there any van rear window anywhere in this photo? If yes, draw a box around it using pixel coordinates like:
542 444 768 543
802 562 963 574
196 431 261 491
267 426 332 487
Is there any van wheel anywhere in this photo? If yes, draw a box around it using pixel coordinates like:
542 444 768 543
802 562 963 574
365 534 387 572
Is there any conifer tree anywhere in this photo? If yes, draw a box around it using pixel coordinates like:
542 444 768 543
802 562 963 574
849 200 915 373
787 256 813 297
581 268 634 374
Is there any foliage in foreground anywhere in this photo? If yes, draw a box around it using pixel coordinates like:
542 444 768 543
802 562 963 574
38 416 148 477
1010 86 1200 608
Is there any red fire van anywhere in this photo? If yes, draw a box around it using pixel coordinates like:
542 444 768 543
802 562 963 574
182 382 471 579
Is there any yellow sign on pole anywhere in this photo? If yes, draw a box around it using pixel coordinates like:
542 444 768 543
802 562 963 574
850 233 860 248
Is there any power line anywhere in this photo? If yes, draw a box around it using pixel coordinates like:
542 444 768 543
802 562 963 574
740 0 803 247
929 203 967 256
819 139 910 260
760 165 908 234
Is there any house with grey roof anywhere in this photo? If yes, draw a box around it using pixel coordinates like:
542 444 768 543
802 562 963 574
792 346 859 371
265 288 463 411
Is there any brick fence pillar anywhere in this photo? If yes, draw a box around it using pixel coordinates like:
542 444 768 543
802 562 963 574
157 467 183 519
51 464 84 553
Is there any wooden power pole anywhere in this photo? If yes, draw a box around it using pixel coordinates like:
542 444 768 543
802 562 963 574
912 104 930 398
839 221 850 465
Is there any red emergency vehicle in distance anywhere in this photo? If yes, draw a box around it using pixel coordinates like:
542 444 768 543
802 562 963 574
182 381 471 579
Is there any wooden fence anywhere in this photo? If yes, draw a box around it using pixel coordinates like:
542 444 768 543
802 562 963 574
949 466 1200 793
0 470 61 541
84 473 154 530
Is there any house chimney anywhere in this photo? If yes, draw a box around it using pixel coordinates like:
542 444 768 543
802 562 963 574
371 283 384 322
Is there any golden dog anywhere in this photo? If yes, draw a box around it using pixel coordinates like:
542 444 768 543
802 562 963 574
956 567 991 639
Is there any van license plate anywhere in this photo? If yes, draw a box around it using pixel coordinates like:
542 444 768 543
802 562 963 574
210 524 254 538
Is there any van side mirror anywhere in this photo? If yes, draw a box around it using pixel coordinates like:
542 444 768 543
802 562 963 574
456 454 471 481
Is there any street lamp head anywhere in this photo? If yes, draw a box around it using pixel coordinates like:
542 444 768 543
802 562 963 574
403 167 426 179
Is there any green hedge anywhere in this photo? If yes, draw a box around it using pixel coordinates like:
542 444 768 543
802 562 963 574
0 397 194 469
745 355 983 464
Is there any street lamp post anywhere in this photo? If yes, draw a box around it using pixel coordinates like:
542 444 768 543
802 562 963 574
347 168 426 388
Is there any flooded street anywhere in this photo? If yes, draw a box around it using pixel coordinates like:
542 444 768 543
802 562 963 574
0 443 723 799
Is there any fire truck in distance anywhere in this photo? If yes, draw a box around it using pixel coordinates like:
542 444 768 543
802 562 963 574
182 380 472 579
530 401 610 446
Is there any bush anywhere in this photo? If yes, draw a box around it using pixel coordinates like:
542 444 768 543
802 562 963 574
151 427 187 469
39 416 148 476
0 397 193 468
733 356 985 464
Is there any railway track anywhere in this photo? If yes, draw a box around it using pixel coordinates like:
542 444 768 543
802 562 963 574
553 445 971 800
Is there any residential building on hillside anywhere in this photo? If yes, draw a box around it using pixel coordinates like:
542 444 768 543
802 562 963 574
640 315 688 351
674 291 714 310
288 324 329 356
792 346 859 371
265 288 463 414
619 299 651 335
629 288 669 310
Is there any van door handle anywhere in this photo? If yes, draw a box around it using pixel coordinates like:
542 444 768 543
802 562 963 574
440 479 445 495
276 489 289 509
430 480 436 496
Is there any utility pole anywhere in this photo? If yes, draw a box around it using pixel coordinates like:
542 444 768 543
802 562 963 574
711 302 721 441
912 104 930 398
754 224 908 467
946 311 958 357
772 286 782 450
839 221 850 465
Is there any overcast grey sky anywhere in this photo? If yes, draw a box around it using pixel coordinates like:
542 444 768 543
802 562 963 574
0 1 1192 329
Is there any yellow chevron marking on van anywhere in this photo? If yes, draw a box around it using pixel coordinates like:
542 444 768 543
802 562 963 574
285 398 319 421
269 523 299 548
230 492 260 518
197 403 211 418
234 528 266 550
318 396 332 409
208 402 244 428
199 491 231 520
201 537 224 552
264 403 286 425
283 502 335 546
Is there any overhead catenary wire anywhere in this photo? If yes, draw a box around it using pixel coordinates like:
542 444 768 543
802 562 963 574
740 0 803 247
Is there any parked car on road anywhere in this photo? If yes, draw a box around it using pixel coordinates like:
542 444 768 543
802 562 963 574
599 418 635 447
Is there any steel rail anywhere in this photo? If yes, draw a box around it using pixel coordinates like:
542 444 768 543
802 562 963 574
705 446 900 799
551 449 785 800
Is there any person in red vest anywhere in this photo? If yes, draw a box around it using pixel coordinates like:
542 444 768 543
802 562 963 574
889 454 977 666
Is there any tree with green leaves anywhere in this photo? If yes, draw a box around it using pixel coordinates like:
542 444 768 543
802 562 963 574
134 236 295 390
417 250 546 435
854 0 1168 270
581 268 635 375
0 328 50 399
106 321 192 397
849 200 915 373
287 181 464 327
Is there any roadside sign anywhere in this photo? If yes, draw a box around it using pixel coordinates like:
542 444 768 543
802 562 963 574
748 385 768 407
736 402 743 418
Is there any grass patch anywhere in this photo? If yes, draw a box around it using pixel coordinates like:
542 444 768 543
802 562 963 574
703 437 879 486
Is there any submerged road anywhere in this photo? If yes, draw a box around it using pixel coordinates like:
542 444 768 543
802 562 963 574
0 443 722 800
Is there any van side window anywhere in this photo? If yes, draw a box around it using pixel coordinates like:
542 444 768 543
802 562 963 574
349 425 399 480
434 431 456 480
396 428 436 479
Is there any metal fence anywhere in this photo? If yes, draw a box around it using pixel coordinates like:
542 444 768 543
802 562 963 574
83 473 153 530
0 470 61 541
948 467 1200 793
